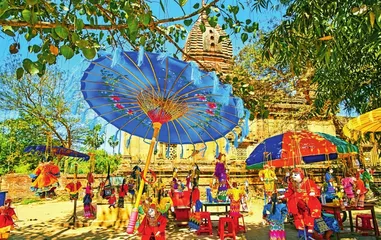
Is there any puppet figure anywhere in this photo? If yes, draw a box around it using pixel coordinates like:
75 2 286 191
259 164 277 201
83 182 95 218
65 180 82 200
355 170 367 209
214 153 226 184
341 171 356 207
118 179 128 208
324 167 336 202
137 204 167 240
263 193 288 240
0 199 18 240
227 182 244 217
108 192 117 208
30 156 60 198
191 164 201 188
157 192 174 219
284 168 321 237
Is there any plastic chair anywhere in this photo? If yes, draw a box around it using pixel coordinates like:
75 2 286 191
197 212 213 235
356 214 374 234
218 216 236 240
230 213 246 233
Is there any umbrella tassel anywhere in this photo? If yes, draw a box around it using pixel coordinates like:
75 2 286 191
212 72 219 94
215 142 219 158
225 138 230 153
154 141 159 154
233 131 239 148
111 47 123 67
125 134 132 149
113 131 119 142
81 109 89 123
243 109 250 137
235 97 244 118
201 144 207 157
190 61 201 86
166 145 170 159
118 130 122 154
157 52 169 63
180 145 184 159
71 101 80 115
89 118 98 130
137 46 145 66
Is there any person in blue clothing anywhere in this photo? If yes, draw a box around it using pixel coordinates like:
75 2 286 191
262 193 288 240
324 167 336 202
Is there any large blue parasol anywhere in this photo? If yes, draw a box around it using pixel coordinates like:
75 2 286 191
24 145 90 161
80 50 249 233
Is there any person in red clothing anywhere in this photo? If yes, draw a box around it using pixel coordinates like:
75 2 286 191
138 204 167 240
355 169 367 208
0 199 18 240
284 168 322 236
118 178 128 208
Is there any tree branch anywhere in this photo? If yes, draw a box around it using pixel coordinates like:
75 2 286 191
0 20 128 30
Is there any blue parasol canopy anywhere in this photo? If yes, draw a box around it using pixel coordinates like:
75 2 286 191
80 50 249 148
24 146 90 161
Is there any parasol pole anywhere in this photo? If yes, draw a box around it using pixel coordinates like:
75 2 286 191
127 122 162 234
67 163 78 227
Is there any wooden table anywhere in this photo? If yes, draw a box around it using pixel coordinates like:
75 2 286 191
202 201 230 216
322 203 380 240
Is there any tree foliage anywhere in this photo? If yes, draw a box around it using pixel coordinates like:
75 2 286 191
0 0 259 77
260 0 381 114
84 124 105 150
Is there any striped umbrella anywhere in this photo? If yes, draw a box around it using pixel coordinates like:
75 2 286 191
343 108 381 140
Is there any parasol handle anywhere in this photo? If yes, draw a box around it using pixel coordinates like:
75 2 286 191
126 122 162 234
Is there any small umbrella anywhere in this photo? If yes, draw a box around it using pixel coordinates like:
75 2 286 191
24 145 90 161
80 50 249 233
343 108 381 139
245 130 358 169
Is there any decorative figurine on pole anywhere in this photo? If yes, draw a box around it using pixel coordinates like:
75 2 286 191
137 204 167 240
323 167 336 202
259 164 277 202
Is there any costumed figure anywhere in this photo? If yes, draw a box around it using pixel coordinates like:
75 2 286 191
156 192 174 219
186 170 192 190
191 163 201 189
171 168 179 193
341 171 356 207
83 182 95 218
323 167 336 202
127 178 136 203
137 204 167 240
259 164 277 201
213 153 226 184
262 193 288 240
312 214 339 240
137 195 152 228
355 170 367 208
108 191 117 208
213 153 229 202
65 180 82 200
284 168 322 237
30 156 60 198
118 179 128 208
216 172 229 202
0 199 18 240
227 182 244 217
361 167 379 199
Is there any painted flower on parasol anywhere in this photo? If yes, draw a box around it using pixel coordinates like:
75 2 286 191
245 130 358 169
80 50 249 233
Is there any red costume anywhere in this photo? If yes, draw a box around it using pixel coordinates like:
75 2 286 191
355 170 367 208
138 204 167 240
0 199 17 239
284 168 321 233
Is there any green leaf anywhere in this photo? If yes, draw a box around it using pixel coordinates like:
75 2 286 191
246 19 252 25
208 16 218 28
28 44 41 53
22 59 39 75
199 23 206 32
179 0 188 7
142 13 151 26
60 45 74 59
55 26 69 39
16 67 24 80
241 33 248 43
22 9 32 22
140 36 146 46
82 48 96 60
0 0 8 17
128 16 138 32
76 40 89 48
2 26 15 37
75 19 84 30
26 0 39 5
184 19 193 26
193 3 200 9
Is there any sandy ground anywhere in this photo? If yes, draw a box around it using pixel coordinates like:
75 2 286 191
7 198 381 240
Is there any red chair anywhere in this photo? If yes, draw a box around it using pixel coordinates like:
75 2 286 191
218 216 236 240
230 213 246 233
197 212 213 236
356 214 374 234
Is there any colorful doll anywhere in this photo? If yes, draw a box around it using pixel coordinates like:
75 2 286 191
186 170 192 190
65 180 82 200
108 191 117 208
341 171 356 207
137 204 168 240
227 182 244 217
214 153 226 183
324 167 336 202
0 199 18 240
30 156 60 198
284 168 321 237
216 171 229 202
83 182 95 218
118 179 128 208
259 164 277 201
191 163 201 188
262 193 288 240
127 178 136 203
355 170 367 209
157 192 174 219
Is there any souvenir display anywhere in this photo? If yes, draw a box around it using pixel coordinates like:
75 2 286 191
262 193 288 240
137 204 167 240
285 168 322 236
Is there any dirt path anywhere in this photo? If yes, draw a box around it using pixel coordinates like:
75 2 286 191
7 199 381 240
